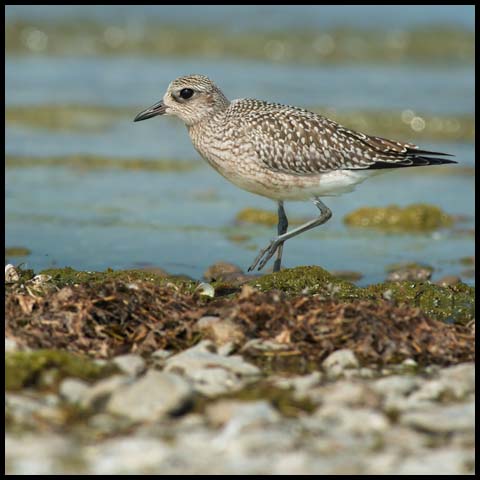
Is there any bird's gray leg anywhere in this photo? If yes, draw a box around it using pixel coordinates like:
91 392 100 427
272 201 288 273
248 198 332 272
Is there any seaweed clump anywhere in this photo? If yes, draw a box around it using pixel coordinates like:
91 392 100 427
5 271 474 367
5 349 115 391
343 204 454 232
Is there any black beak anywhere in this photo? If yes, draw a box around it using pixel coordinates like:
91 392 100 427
134 100 167 122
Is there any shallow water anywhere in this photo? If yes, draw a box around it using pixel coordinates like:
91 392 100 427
5 7 475 284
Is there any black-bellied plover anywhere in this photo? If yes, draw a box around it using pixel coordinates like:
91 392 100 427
134 74 456 272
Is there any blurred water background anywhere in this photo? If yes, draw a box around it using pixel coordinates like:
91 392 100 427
5 5 475 284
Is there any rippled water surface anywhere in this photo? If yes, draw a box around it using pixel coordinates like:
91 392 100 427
5 6 475 284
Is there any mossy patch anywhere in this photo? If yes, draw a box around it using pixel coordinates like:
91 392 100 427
459 256 475 266
6 154 199 173
250 265 359 297
6 20 474 67
5 104 130 131
39 266 198 293
344 204 454 232
235 207 307 227
313 108 475 144
5 349 116 391
5 268 474 366
361 281 475 326
250 266 474 325
5 246 31 257
5 103 474 143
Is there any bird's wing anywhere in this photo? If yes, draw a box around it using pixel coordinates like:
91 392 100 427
237 100 455 174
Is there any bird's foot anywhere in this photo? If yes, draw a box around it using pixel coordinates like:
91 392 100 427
248 238 281 272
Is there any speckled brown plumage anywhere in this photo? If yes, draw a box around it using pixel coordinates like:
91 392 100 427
136 74 455 201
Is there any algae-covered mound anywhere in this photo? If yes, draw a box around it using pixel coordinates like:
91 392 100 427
5 349 115 391
343 203 454 232
5 246 31 258
39 266 197 292
5 275 474 367
250 266 475 325
361 281 475 326
6 154 199 172
236 207 278 227
235 208 306 227
5 265 475 367
250 265 358 297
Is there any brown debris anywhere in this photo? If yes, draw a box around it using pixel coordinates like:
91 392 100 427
5 280 474 366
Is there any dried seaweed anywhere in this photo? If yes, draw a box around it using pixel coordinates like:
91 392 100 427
5 280 474 367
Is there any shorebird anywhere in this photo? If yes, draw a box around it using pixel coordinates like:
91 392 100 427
134 74 456 273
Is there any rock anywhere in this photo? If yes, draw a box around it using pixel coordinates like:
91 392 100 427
322 349 359 377
31 274 52 286
195 316 245 345
59 378 89 404
206 400 280 428
5 337 19 352
439 363 475 395
195 282 215 298
273 371 323 395
408 363 474 402
6 393 64 427
106 370 193 421
6 433 79 475
330 270 363 282
401 358 418 368
80 374 131 410
316 380 379 408
164 340 260 396
5 264 19 283
86 437 170 474
151 349 174 360
394 448 474 475
314 405 390 435
112 354 146 377
241 338 291 352
387 265 433 282
372 375 421 397
136 265 170 277
203 262 243 282
435 275 461 287
400 402 475 433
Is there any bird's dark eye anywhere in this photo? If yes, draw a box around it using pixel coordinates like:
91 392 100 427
180 88 194 100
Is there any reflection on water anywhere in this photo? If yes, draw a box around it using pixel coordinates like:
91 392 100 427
5 6 474 284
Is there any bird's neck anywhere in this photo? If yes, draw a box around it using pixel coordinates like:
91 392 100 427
185 90 230 128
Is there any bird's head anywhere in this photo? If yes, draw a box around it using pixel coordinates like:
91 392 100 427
134 74 230 127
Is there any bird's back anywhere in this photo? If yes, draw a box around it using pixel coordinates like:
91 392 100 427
221 98 456 176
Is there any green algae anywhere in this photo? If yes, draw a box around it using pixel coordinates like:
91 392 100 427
5 246 31 257
5 349 116 391
236 208 306 227
385 261 434 273
5 104 131 131
251 265 359 297
6 20 474 66
459 256 475 266
6 154 199 173
250 266 475 325
361 281 475 325
5 103 474 143
39 266 198 293
312 108 475 144
344 204 454 232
